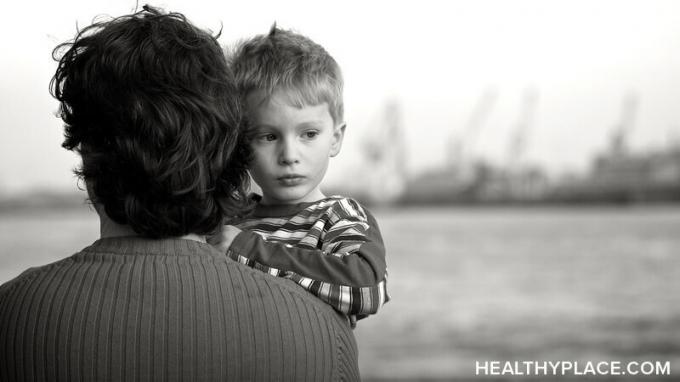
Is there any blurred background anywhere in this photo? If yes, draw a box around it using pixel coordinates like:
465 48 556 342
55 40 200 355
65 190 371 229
1 0 679 380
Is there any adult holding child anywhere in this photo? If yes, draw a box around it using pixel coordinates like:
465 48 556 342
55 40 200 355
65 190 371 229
0 6 359 381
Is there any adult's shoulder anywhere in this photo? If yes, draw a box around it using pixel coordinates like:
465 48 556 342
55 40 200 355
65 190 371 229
0 256 76 299
223 254 352 326
214 256 360 377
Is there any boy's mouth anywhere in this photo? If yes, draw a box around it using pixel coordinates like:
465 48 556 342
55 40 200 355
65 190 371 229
277 174 305 186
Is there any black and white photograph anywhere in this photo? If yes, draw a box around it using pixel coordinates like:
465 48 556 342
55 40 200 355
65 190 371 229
1 0 679 380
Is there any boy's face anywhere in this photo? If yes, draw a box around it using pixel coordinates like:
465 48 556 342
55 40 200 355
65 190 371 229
246 90 345 205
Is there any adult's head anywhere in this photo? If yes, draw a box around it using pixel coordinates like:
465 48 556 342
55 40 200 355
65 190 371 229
50 5 250 238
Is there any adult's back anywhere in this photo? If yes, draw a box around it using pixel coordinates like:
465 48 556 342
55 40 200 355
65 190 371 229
0 237 359 381
0 6 359 381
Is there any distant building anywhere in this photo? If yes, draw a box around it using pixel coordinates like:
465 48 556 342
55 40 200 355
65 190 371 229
586 144 680 201
400 160 551 204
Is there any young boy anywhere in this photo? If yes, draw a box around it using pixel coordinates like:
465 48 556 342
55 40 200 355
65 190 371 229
213 25 389 326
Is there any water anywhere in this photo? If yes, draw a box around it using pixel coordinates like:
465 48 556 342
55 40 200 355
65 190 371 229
1 206 679 379
355 205 680 379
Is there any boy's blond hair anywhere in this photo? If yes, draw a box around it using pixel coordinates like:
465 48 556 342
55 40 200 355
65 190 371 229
229 25 344 125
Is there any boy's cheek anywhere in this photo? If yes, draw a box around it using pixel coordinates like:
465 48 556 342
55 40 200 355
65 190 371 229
252 150 279 168
248 147 266 163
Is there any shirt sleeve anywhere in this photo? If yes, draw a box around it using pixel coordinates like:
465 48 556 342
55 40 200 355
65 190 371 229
227 199 390 317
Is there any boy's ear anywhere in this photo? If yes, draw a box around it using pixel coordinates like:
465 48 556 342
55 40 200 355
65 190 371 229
329 123 346 157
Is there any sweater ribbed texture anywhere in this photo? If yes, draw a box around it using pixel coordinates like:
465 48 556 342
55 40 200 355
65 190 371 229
0 236 360 381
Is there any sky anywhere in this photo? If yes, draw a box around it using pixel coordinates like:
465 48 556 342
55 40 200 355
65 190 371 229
1 0 680 194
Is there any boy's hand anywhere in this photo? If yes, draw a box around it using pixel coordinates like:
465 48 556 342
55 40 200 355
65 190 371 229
208 225 242 254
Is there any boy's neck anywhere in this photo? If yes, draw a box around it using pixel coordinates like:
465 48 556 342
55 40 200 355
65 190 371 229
260 189 326 206
251 195 333 218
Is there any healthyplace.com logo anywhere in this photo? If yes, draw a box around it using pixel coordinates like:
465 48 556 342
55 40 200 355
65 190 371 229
475 361 671 377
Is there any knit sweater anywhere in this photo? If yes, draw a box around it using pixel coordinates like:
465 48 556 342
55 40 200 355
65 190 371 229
0 236 360 381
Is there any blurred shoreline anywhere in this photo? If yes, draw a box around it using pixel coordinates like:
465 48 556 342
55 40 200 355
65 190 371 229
1 187 678 216
0 190 89 214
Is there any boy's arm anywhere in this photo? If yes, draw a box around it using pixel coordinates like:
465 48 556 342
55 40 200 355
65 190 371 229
227 201 389 316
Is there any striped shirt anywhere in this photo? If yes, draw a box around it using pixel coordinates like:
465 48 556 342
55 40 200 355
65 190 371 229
228 195 390 325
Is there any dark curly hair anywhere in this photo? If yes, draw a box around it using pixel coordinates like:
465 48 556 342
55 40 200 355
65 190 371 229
50 5 251 238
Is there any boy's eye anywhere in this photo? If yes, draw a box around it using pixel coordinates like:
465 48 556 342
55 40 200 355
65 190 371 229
257 133 276 142
303 131 319 139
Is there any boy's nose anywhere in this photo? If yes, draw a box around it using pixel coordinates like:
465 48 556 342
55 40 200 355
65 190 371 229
278 140 300 165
